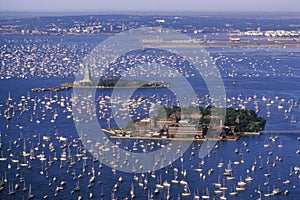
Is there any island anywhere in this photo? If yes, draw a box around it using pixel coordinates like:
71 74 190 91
105 105 266 141
63 78 169 89
62 68 169 89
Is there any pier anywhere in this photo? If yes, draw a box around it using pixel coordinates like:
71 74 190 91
104 129 240 141
141 38 300 49
109 135 239 141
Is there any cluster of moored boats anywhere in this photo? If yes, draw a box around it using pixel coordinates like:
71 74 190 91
0 37 296 81
1 122 300 199
0 33 299 200
0 38 92 80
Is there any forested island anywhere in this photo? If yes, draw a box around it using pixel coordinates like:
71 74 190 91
155 105 266 133
63 78 169 88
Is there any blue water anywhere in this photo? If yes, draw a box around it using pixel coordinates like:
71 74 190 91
0 34 300 200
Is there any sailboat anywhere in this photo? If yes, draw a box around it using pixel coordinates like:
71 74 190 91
182 183 191 197
155 174 164 189
171 168 179 183
237 176 246 187
0 151 7 161
8 182 16 195
245 173 253 182
7 140 12 152
264 165 270 177
217 158 224 168
264 177 269 186
100 187 105 197
4 104 11 121
166 187 170 200
220 178 228 191
263 137 270 148
201 187 210 199
163 180 170 188
138 177 144 188
22 181 27 192
289 166 293 176
28 184 35 199
220 190 227 200
259 158 263 169
194 190 200 200
236 184 246 191
290 115 296 123
264 186 271 197
22 139 30 157
147 190 154 200
75 181 80 191
130 182 135 199
223 160 233 176
20 156 29 167
283 179 291 185
271 187 281 195
229 186 238 196
213 175 222 188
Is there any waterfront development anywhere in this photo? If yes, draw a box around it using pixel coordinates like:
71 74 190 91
0 13 300 200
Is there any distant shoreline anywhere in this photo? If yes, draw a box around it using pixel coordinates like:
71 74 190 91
1 11 300 19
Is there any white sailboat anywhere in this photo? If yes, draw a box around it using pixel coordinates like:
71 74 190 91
28 184 35 199
264 186 271 197
130 182 135 199
166 187 170 200
237 176 246 187
227 160 232 172
182 183 191 197
155 174 164 189
220 178 228 191
194 189 200 200
171 168 179 183
201 187 210 199
220 190 227 200
229 186 238 196
263 137 270 148
8 182 16 195
0 151 7 161
22 181 27 192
